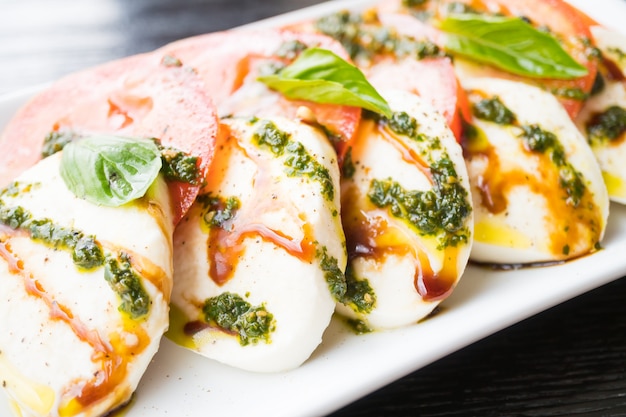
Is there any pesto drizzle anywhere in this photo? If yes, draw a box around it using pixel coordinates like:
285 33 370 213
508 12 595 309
252 120 335 201
202 292 275 346
1 184 105 270
314 10 442 64
104 252 151 319
198 194 241 229
520 125 586 207
42 131 81 158
472 97 516 125
550 87 589 101
155 143 201 185
369 112 472 248
342 265 376 314
316 246 347 302
586 105 626 144
0 182 151 319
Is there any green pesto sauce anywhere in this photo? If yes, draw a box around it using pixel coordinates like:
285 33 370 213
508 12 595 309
341 147 356 179
202 292 275 346
387 111 421 140
586 105 626 143
314 10 442 64
472 96 516 125
581 37 602 61
370 112 472 248
402 0 428 6
0 188 105 270
104 252 151 319
1 182 150 319
562 244 570 256
607 46 626 63
384 111 442 151
198 194 240 229
316 246 347 302
550 87 589 101
342 265 376 314
444 2 481 14
274 39 308 60
252 120 335 201
156 144 201 185
345 317 373 335
42 131 82 158
520 124 586 207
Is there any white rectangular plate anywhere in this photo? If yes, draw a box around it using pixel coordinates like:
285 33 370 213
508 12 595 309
1 0 626 416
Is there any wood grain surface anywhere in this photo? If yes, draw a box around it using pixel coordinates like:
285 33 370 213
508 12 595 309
1 1 625 416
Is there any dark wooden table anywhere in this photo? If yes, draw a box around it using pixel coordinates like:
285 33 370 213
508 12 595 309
1 1 625 416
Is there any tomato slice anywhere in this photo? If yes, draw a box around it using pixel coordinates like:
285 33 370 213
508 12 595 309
0 52 219 224
159 29 362 162
397 0 598 119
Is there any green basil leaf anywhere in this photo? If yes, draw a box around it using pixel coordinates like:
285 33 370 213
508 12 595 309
258 47 392 118
60 135 162 207
440 14 588 79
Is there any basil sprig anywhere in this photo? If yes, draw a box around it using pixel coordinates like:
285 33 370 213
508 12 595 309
60 135 162 207
258 47 392 118
440 14 588 79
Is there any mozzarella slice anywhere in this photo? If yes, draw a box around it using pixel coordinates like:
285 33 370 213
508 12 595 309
170 116 346 373
463 77 609 264
0 152 174 417
335 89 473 330
575 26 626 203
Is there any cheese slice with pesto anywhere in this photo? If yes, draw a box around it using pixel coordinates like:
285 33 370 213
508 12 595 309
0 152 174 417
169 116 346 373
575 26 626 204
464 77 609 264
335 89 473 331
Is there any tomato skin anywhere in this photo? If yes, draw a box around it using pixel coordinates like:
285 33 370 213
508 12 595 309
0 52 219 224
159 29 362 163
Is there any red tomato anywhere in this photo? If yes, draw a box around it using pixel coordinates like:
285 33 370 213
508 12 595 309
158 29 362 162
366 56 469 142
0 52 219 224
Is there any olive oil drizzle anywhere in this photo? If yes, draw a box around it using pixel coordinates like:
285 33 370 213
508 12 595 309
465 91 604 258
0 181 171 413
0 239 152 414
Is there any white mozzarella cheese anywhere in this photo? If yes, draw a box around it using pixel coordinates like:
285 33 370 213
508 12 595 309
335 89 473 330
463 77 609 264
575 26 626 203
170 116 346 373
0 152 174 417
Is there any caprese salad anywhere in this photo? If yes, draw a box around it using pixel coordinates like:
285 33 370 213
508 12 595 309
0 0 624 415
